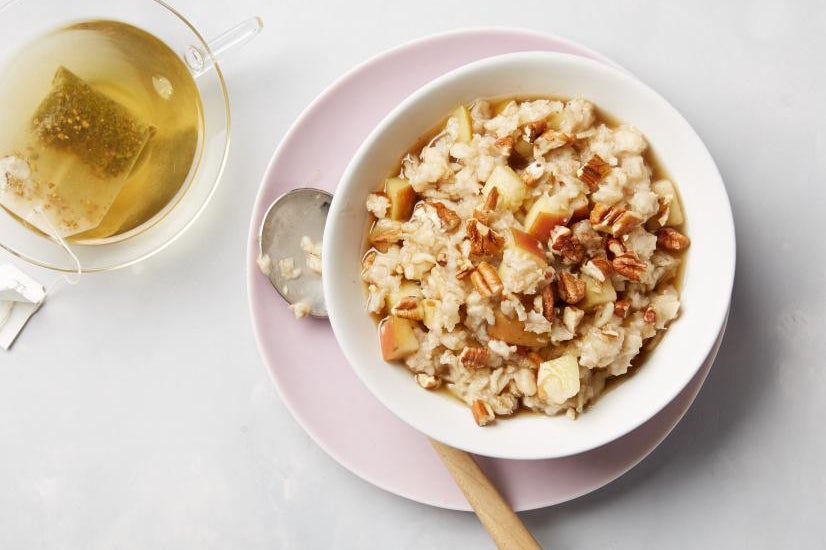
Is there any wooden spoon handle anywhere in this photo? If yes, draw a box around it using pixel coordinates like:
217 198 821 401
430 439 544 550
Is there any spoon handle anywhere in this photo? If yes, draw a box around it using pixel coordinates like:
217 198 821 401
430 439 543 550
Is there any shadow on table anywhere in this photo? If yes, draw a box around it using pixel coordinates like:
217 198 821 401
520 267 775 524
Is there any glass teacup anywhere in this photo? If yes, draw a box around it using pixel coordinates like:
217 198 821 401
0 0 260 272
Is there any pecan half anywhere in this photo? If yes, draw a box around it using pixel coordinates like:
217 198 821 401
578 154 611 190
612 252 647 282
590 203 643 237
541 285 556 322
643 307 657 324
494 135 514 156
369 219 403 247
657 227 691 251
429 201 460 232
415 373 441 390
466 219 505 258
392 296 423 320
613 299 631 318
471 400 495 426
460 346 490 369
470 261 504 298
550 228 585 265
557 272 586 304
525 120 547 143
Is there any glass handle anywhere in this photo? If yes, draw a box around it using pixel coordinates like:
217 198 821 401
185 16 263 78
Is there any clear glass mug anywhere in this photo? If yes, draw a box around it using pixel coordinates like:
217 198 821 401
0 0 261 272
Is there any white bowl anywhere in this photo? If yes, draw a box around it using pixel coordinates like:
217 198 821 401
322 52 735 460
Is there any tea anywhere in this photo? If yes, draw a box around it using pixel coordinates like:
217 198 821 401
0 20 203 242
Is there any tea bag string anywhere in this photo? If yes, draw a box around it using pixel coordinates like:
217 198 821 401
32 207 82 291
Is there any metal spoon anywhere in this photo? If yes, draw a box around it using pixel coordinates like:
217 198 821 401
258 189 543 550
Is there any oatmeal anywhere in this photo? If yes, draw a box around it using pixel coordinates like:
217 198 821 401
361 97 690 426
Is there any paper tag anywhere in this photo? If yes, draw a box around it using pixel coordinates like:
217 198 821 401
0 264 46 350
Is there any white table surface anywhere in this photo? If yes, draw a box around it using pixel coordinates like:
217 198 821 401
3 1 825 548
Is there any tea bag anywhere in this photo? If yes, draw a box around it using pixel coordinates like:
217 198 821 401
0 264 45 350
0 66 155 238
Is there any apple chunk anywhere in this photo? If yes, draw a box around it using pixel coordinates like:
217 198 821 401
488 310 549 348
537 355 580 404
452 105 472 144
379 316 419 361
386 280 422 311
652 179 684 227
524 195 573 242
580 276 617 312
482 165 527 211
385 177 417 221
509 228 547 264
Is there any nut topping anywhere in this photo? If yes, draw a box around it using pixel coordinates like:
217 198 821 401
471 399 495 426
470 261 504 298
369 218 403 247
541 285 556 322
525 120 547 143
494 135 514 156
557 272 586 304
415 373 441 390
460 346 491 369
612 252 647 282
466 219 505 258
657 227 691 251
429 201 460 232
391 296 424 320
483 186 500 212
590 203 643 237
606 237 625 257
613 299 631 318
643 307 657 324
577 154 610 190
549 228 585 265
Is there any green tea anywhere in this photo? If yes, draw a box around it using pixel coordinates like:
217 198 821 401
0 20 203 241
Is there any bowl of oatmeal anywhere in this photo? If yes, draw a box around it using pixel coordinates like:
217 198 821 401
323 52 735 460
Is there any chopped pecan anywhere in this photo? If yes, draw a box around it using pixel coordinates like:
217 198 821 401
589 257 613 279
470 261 503 298
391 296 423 320
428 201 460 232
460 346 490 369
577 154 611 190
643 307 657 324
415 373 441 390
541 285 555 323
655 197 670 227
590 203 643 237
657 227 691 251
613 299 631 318
361 250 376 272
557 272 586 304
466 219 505 258
455 261 475 280
612 252 647 282
494 135 514 156
483 187 499 212
525 120 547 142
471 400 495 426
550 228 585 265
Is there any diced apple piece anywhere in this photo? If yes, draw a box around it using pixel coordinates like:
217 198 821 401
493 99 516 116
537 355 581 404
386 280 422 311
546 111 564 131
385 177 417 221
422 299 441 331
452 105 472 144
488 310 549 348
570 193 590 221
379 316 419 361
580 276 617 312
524 194 573 242
509 228 547 264
482 165 527 211
652 180 684 227
513 137 533 160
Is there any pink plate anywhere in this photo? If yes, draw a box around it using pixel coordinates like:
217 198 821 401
247 28 723 511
